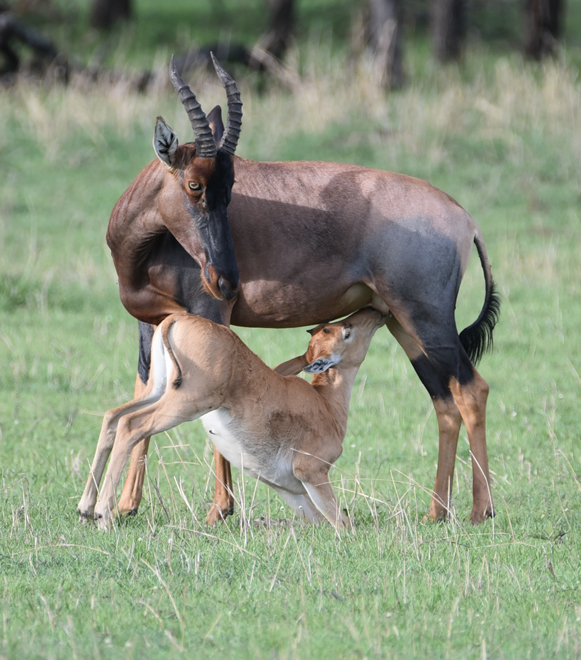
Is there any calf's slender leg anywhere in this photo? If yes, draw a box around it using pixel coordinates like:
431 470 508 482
271 486 325 523
301 476 350 529
78 395 160 520
293 449 350 530
96 390 222 529
117 375 150 516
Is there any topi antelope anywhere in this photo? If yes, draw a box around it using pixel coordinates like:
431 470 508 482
107 58 500 526
78 308 386 530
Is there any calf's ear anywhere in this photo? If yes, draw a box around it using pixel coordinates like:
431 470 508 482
274 354 309 377
153 116 179 168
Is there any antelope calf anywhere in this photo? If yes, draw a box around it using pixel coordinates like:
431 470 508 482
78 307 385 530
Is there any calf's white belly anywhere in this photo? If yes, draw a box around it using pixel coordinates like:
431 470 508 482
201 407 303 494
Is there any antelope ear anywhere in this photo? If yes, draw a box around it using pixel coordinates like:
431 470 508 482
303 357 339 374
207 105 224 146
153 116 179 168
274 354 309 377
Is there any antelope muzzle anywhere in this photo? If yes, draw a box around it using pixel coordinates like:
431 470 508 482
203 261 239 302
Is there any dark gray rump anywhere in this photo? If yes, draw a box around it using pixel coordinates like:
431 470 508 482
368 218 463 338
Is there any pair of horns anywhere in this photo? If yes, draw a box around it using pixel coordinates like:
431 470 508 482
169 53 242 159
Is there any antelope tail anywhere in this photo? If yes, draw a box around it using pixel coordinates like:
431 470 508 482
458 233 501 366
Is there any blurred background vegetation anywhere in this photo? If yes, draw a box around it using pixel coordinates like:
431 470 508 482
1 0 580 86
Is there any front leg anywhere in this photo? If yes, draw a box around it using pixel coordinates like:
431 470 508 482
293 454 350 530
301 477 351 530
206 449 234 525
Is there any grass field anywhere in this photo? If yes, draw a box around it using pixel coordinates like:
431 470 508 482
1 12 581 658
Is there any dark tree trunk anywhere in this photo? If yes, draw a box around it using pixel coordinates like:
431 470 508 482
90 0 132 30
367 0 403 89
0 10 59 76
432 0 465 62
524 0 564 59
257 0 295 59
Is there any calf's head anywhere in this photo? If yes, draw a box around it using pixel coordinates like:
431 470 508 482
275 308 386 377
154 54 242 302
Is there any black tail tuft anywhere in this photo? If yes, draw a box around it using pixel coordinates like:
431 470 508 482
459 281 501 366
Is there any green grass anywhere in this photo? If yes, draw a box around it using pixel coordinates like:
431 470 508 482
1 31 581 660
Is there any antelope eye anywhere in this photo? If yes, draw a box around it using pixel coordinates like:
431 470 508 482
323 328 330 334
188 181 202 191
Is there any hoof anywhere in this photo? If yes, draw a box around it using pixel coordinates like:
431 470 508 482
94 510 114 531
425 507 448 523
469 507 495 525
117 498 140 517
206 502 233 526
77 507 94 523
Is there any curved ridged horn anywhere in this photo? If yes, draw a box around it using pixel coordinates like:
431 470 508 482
210 52 243 156
169 55 216 159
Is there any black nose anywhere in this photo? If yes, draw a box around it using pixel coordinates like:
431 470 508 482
219 277 238 301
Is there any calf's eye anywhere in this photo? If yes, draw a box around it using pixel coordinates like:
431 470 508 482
189 182 202 191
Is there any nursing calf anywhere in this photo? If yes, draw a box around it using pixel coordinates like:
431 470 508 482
78 308 385 530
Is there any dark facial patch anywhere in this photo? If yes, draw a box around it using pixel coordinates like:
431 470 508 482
180 150 239 294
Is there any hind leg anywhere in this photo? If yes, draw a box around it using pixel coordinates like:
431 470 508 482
118 322 155 516
449 368 493 523
78 393 161 520
386 313 493 523
117 375 151 516
386 316 463 520
96 390 220 529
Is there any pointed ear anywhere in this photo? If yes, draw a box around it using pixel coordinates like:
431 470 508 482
274 354 309 377
303 357 339 374
207 105 224 147
153 116 179 168
307 324 324 336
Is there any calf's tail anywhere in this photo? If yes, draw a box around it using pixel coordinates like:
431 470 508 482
161 315 184 389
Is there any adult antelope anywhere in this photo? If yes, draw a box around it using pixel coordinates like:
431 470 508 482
107 57 499 526
78 308 386 530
